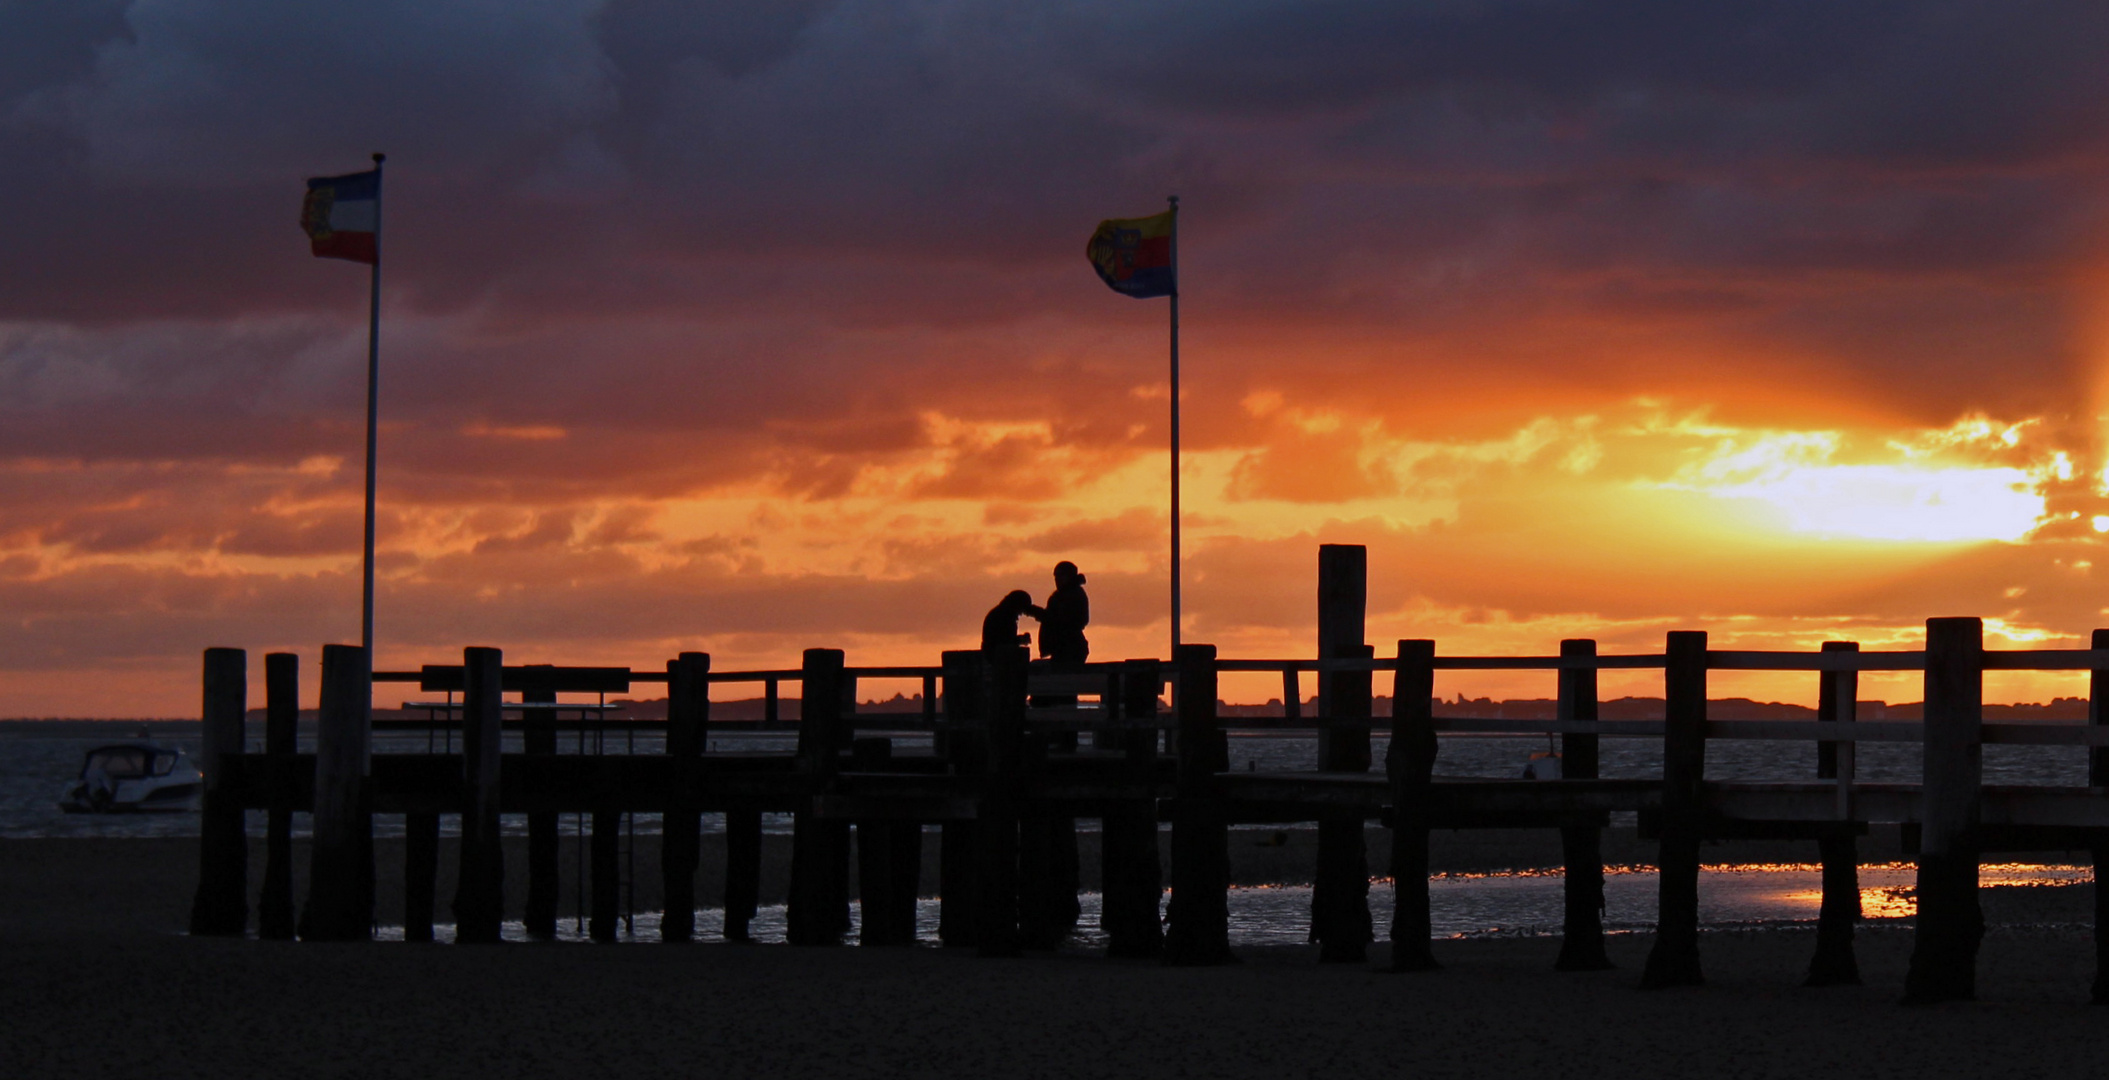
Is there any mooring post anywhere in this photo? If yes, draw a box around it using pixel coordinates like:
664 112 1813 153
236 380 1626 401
853 737 911 946
975 645 1028 957
662 651 708 942
1554 638 1612 971
2087 628 2109 1003
1387 639 1439 971
1807 639 1862 986
723 807 762 941
1312 545 1373 960
937 649 984 948
788 648 851 945
452 646 505 944
301 643 373 941
522 665 559 939
1905 617 1985 1004
1164 643 1234 965
189 647 249 936
1641 630 1706 988
1102 658 1165 959
257 651 299 940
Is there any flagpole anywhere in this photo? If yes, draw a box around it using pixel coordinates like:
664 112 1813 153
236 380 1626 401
1167 194 1180 656
360 152 385 658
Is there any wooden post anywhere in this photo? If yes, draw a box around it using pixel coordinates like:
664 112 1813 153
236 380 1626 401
1313 642 1375 962
189 647 248 936
1905 617 1985 1004
723 808 762 941
1387 639 1439 971
301 643 373 941
662 652 708 942
451 646 505 944
1312 546 1372 957
1102 658 1164 959
522 665 559 939
975 645 1028 957
404 811 439 943
937 649 983 948
1806 640 1862 986
1163 643 1233 965
788 648 851 945
258 651 298 940
1640 630 1706 988
854 737 910 946
1554 638 1611 971
2090 628 2109 1004
590 808 621 942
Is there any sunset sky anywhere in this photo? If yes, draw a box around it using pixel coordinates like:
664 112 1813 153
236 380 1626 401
9 2 2109 715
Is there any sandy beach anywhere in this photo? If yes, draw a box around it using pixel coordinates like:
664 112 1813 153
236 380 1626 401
4 830 2105 1079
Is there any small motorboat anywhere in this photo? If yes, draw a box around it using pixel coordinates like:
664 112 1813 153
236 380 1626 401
1520 749 1562 780
57 739 203 813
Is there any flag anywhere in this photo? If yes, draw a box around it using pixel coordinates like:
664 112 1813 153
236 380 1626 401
1087 210 1174 298
301 169 380 264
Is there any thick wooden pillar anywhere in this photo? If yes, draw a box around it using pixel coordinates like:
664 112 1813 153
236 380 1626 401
258 651 299 940
1905 617 1985 1004
590 808 621 942
723 808 762 941
788 648 851 945
2090 628 2109 1004
1312 545 1372 960
190 647 248 936
522 666 559 939
1163 643 1234 965
854 737 911 947
937 649 984 948
403 811 439 942
1641 630 1706 988
1387 639 1439 971
662 652 708 942
974 646 1027 957
1102 659 1164 959
1807 640 1862 987
451 646 505 943
301 643 373 941
1554 638 1611 971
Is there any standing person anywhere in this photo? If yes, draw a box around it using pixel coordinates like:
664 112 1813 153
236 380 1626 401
1038 561 1090 665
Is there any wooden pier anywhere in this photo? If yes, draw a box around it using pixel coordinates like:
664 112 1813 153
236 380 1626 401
188 545 2109 1004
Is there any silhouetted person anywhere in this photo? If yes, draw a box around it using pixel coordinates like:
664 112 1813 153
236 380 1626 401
1038 561 1090 665
982 589 1043 655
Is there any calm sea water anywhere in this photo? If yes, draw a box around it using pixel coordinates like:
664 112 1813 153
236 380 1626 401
10 719 2092 941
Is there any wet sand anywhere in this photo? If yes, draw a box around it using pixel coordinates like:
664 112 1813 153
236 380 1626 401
4 833 2104 1079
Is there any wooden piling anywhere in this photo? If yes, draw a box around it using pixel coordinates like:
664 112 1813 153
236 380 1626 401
301 643 373 941
590 808 621 942
404 811 439 942
723 808 762 941
853 738 914 946
1163 643 1234 966
189 647 249 936
1553 638 1611 971
2091 627 2109 1005
662 652 708 942
1387 639 1439 971
522 666 559 940
1101 659 1164 959
451 646 505 944
1312 546 1373 960
788 648 851 945
1904 617 1984 1004
974 645 1028 957
256 651 298 940
937 649 983 948
1640 630 1706 988
1806 640 1862 987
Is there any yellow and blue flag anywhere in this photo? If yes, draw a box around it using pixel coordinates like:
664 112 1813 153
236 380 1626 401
1087 210 1175 298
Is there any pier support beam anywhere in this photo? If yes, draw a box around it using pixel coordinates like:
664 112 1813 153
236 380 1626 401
522 666 559 940
1905 617 1985 1004
1806 640 1862 987
1311 545 1373 962
1101 659 1164 959
662 652 708 943
301 643 373 941
451 646 505 944
1641 630 1706 988
788 648 851 945
257 651 299 940
1387 639 1439 971
2090 628 2109 1004
1164 643 1234 966
723 808 762 941
974 646 1028 957
1554 638 1611 971
190 646 248 936
937 650 984 948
